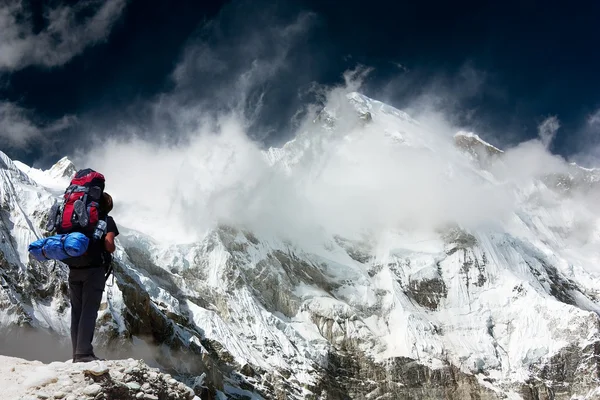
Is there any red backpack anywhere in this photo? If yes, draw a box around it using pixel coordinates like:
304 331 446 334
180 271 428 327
47 168 106 237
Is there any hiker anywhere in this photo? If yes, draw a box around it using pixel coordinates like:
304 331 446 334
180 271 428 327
28 169 120 362
68 192 119 363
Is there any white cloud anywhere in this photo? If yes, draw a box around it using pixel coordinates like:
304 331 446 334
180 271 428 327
0 102 76 147
588 109 600 127
69 55 600 251
0 102 40 147
71 73 555 244
569 110 600 168
537 116 560 149
0 0 126 71
45 115 78 133
79 116 268 242
170 10 315 119
85 7 319 154
490 139 568 183
137 6 318 150
61 5 593 246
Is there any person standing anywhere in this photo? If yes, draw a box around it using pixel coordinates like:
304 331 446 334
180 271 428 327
68 192 119 363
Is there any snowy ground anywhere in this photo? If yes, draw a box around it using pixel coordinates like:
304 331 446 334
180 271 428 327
0 355 200 400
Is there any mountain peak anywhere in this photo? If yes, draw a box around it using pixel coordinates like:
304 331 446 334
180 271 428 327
47 156 77 180
454 131 503 168
454 131 503 154
13 156 75 191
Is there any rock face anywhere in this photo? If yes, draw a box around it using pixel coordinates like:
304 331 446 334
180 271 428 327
454 131 503 169
1 92 600 399
101 222 600 399
314 353 500 400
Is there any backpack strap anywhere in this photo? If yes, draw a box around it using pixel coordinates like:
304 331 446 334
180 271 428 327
105 262 113 282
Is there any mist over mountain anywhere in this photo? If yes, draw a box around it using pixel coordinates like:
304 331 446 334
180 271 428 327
1 89 599 399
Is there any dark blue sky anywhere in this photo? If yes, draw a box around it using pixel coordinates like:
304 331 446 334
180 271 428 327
1 0 599 167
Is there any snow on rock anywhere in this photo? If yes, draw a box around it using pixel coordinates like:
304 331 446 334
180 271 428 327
454 130 504 154
0 355 200 400
0 151 56 266
14 156 75 193
46 156 77 181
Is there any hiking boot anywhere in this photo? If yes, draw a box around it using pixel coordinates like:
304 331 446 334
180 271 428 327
73 199 88 227
74 353 105 363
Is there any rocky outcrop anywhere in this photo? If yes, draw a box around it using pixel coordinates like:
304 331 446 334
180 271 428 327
107 259 229 399
314 352 500 400
0 248 69 330
335 235 372 264
406 276 448 311
454 132 503 169
521 340 600 400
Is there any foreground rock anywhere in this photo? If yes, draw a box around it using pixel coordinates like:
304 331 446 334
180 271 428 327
0 355 201 400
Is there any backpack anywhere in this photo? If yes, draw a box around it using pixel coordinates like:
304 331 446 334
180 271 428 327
46 168 106 236
34 168 113 278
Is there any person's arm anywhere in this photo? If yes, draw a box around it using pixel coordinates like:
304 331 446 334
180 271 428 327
104 231 116 253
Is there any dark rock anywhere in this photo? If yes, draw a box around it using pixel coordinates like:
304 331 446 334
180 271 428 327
405 276 448 310
524 339 600 400
334 235 372 264
314 351 500 400
454 134 503 169
240 364 256 378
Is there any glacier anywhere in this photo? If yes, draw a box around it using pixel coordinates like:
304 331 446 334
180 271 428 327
0 92 599 399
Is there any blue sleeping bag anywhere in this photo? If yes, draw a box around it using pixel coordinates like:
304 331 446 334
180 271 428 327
28 232 90 261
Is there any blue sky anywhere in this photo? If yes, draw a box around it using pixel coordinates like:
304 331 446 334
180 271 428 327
1 0 599 167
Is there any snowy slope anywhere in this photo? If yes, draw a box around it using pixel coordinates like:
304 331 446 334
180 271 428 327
14 156 75 193
1 92 599 399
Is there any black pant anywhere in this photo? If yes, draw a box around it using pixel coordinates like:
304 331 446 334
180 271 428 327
68 267 105 358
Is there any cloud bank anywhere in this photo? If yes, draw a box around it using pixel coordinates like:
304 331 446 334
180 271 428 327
0 0 126 71
51 1 595 247
0 102 40 147
78 71 594 248
537 116 560 149
0 102 77 148
0 0 123 151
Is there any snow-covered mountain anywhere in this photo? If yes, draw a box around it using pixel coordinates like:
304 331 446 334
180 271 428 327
1 92 599 399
